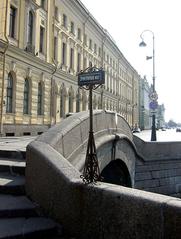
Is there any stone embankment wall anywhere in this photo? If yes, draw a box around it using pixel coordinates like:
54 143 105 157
134 136 181 197
26 110 181 239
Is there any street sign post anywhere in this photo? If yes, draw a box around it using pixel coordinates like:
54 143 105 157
78 66 105 184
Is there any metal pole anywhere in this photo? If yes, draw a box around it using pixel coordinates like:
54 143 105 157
151 34 156 141
78 66 104 184
89 85 94 182
82 83 100 184
139 30 157 141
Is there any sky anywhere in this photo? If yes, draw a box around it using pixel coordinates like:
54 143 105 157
80 0 181 123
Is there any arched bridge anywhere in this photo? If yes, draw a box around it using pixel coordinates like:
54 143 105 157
26 110 181 239
31 110 136 187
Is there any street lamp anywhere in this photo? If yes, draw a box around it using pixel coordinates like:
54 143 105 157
139 30 157 141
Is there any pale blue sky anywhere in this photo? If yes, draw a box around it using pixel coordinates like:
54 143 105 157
81 0 181 123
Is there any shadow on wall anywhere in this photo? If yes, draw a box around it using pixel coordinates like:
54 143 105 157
101 159 132 187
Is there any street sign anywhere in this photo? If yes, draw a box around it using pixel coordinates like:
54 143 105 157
149 101 158 110
78 70 105 86
149 92 158 101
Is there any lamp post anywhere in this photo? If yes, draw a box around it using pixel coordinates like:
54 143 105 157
139 30 157 141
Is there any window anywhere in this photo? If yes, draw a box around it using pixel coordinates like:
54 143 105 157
89 39 92 50
84 34 87 46
94 43 97 54
83 57 87 69
82 91 87 111
37 82 43 115
23 79 29 114
70 21 74 34
70 48 74 70
76 90 80 112
54 36 58 60
98 47 101 57
63 14 67 28
89 61 92 67
103 51 105 60
62 42 66 65
39 26 44 53
107 54 109 63
6 73 13 113
77 53 81 72
54 6 58 20
41 0 46 9
68 90 73 113
28 11 33 45
60 87 66 118
78 28 81 40
9 5 16 38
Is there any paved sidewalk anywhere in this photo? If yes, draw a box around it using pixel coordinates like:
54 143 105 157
0 136 36 152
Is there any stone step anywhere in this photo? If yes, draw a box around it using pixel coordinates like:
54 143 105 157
0 194 37 218
0 150 26 160
0 217 59 239
0 158 25 175
0 172 25 195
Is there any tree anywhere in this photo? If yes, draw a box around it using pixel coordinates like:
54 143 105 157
167 119 177 128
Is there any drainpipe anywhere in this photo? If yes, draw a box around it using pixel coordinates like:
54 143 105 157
0 0 9 136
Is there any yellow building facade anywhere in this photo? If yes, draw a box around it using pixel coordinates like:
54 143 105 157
0 0 139 136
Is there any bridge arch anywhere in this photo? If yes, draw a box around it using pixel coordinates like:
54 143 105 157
96 134 136 187
101 159 132 187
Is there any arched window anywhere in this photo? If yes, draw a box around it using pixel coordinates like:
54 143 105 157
68 88 74 113
6 73 13 113
76 89 80 112
82 90 87 111
98 97 102 109
93 95 97 109
37 82 43 115
28 11 33 45
23 78 29 114
60 86 66 118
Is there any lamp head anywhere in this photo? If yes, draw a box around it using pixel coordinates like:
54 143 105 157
146 56 152 60
139 41 147 47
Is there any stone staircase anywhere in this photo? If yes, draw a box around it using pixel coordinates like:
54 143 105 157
0 150 63 239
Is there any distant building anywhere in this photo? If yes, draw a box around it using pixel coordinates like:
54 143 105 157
0 0 140 136
156 104 165 129
139 76 152 130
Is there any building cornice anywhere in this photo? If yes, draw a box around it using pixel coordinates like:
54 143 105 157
6 45 54 75
6 44 80 85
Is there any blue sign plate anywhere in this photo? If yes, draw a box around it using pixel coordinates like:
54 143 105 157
149 101 158 110
78 70 105 86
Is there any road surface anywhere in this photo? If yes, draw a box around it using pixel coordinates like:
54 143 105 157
134 128 181 142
